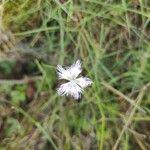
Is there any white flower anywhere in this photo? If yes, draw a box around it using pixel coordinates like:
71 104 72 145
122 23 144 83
57 60 93 99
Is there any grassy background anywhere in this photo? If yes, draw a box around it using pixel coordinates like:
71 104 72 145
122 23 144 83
0 0 150 149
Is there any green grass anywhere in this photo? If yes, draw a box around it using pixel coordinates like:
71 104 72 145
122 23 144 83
0 0 150 149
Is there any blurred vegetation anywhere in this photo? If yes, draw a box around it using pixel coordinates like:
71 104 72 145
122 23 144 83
0 0 150 150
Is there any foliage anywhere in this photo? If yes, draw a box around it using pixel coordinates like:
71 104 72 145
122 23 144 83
0 0 150 149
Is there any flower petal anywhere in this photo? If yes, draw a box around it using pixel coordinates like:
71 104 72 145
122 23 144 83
68 60 82 79
76 77 93 88
57 65 71 80
57 60 82 80
57 81 82 99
